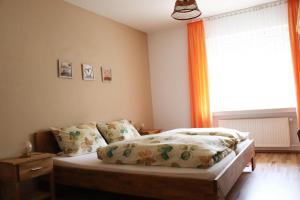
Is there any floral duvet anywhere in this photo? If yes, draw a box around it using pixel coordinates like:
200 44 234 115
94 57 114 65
97 128 248 169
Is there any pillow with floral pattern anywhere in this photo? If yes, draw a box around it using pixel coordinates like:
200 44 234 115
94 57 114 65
51 122 107 156
97 119 140 144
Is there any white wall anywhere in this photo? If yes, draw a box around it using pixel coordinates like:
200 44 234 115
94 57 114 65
148 25 191 130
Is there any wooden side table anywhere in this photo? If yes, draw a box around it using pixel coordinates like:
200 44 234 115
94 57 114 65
140 129 162 135
0 152 55 200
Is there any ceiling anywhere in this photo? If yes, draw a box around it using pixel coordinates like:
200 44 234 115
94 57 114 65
64 0 276 33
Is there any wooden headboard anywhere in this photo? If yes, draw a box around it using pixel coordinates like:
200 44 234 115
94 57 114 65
35 131 60 154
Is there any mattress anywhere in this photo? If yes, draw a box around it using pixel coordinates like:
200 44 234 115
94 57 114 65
54 151 237 180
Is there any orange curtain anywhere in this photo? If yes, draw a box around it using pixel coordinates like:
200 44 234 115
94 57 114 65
288 0 300 126
187 21 212 128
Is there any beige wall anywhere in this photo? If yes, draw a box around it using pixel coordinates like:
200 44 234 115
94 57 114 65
0 0 153 158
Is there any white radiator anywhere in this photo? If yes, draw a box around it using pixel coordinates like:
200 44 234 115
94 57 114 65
218 117 290 147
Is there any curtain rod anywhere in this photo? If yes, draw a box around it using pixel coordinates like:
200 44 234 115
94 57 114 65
201 0 287 21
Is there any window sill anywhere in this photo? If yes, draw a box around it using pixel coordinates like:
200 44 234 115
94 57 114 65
213 108 296 120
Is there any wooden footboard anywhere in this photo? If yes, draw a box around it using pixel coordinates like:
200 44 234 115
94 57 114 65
54 166 219 200
215 140 255 199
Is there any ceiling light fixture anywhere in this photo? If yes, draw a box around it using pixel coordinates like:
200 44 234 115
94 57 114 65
171 0 202 20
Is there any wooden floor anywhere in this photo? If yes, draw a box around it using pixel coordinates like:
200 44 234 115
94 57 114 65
227 153 300 200
57 153 300 200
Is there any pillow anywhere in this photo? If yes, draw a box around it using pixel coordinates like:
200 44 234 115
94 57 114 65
51 122 107 156
97 119 140 144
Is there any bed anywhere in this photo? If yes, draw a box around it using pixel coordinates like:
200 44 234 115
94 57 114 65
35 129 255 200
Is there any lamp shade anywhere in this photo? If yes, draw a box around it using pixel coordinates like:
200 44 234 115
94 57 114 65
171 0 201 20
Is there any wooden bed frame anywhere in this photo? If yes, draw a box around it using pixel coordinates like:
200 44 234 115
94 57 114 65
35 131 256 200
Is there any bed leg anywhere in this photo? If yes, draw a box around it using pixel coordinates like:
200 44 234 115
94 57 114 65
217 186 226 200
251 157 256 171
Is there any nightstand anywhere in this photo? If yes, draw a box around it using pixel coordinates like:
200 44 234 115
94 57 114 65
140 129 162 135
0 152 55 200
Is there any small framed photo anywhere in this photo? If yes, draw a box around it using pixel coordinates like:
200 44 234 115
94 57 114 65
82 64 95 80
58 59 72 79
101 67 112 82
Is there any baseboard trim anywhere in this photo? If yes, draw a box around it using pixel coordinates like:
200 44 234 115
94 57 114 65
255 147 300 153
255 149 300 153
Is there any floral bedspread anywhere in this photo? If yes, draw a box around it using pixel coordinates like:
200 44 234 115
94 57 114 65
97 128 248 169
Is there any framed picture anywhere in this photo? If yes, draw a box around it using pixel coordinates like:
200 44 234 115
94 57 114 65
82 64 95 80
101 67 112 82
58 59 72 79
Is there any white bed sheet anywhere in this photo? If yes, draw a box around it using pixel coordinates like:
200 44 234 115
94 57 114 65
53 151 236 180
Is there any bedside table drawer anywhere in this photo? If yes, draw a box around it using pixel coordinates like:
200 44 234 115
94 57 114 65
19 158 53 181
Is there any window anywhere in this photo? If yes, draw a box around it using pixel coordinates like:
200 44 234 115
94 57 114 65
205 3 296 112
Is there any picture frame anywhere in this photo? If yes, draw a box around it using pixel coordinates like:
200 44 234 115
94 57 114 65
82 64 95 80
58 59 72 79
101 67 112 82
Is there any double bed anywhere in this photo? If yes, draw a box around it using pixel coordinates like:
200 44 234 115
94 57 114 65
35 129 255 200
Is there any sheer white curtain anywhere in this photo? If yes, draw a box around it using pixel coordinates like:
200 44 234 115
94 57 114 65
204 3 296 112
